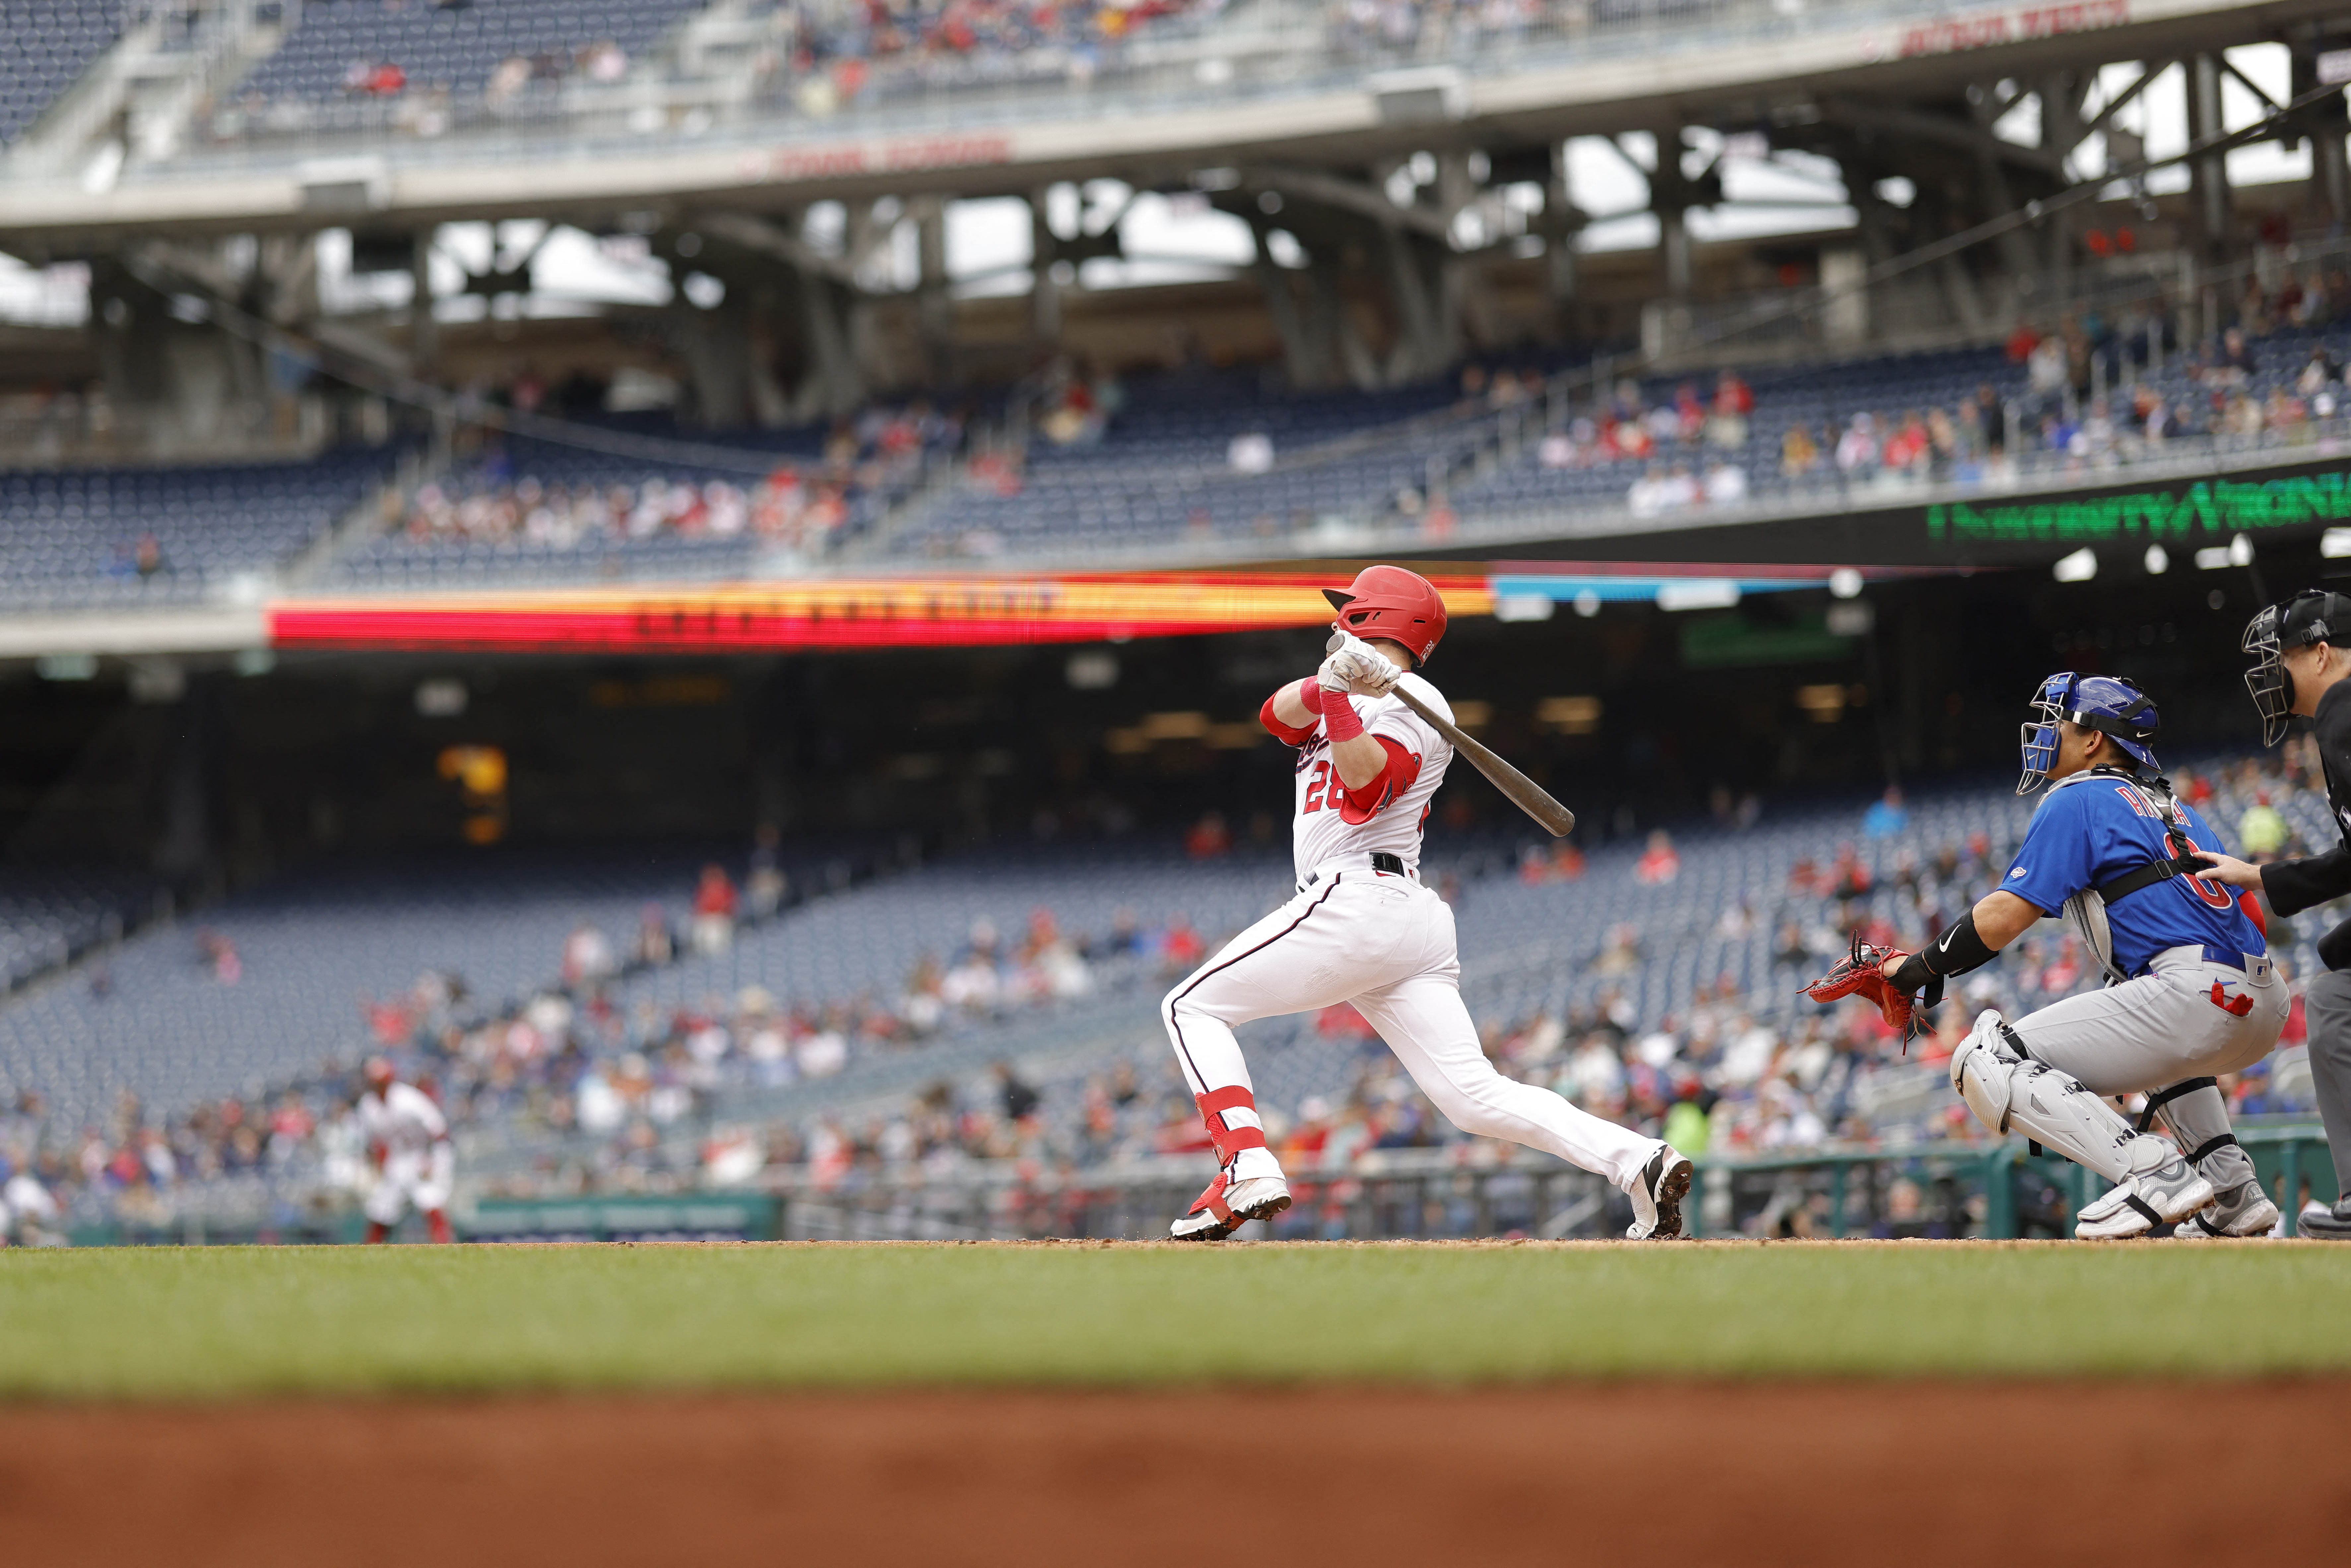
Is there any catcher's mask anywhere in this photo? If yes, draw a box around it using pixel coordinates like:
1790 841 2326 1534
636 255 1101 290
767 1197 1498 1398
2243 589 2351 746
2018 672 2159 795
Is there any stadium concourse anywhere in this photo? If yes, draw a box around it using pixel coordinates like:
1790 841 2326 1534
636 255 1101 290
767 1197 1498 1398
0 739 2330 1244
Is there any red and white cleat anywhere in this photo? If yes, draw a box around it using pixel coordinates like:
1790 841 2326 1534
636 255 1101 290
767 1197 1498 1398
1170 1169 1291 1241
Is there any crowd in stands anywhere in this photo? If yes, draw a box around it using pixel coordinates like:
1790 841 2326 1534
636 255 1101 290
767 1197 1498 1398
210 0 707 139
23 743 2332 1241
1500 273 2351 524
5 739 2334 1241
0 833 1238 1235
183 0 1707 148
395 403 961 556
690 747 2332 1236
750 0 1221 115
199 0 1233 141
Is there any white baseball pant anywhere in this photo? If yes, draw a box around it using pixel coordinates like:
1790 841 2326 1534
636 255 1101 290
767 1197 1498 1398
1161 869 1662 1191
364 1143 455 1225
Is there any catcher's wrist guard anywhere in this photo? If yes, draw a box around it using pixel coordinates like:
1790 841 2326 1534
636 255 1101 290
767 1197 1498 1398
1918 909 1997 979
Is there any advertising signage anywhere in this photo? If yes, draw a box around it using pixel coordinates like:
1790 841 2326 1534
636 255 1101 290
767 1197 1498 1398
1925 470 2351 547
1471 458 2351 569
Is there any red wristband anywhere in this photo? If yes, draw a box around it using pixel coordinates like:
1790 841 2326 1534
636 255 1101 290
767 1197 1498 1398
1321 689 1364 742
1294 678 1324 714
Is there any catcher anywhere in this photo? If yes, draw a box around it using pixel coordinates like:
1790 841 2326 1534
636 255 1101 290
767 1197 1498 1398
1806 673 2285 1238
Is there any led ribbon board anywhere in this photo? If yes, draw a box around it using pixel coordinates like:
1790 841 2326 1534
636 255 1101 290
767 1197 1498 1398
1927 472 2351 545
267 572 1498 653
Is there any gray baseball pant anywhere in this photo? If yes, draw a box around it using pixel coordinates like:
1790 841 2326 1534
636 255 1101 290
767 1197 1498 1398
2297 969 2351 1191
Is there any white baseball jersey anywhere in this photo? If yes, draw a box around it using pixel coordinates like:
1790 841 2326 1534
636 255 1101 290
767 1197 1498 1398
358 1081 447 1157
359 1082 454 1224
1289 672 1454 882
1154 666 1664 1203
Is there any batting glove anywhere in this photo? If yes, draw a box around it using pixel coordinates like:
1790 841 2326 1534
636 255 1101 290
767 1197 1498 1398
1324 632 1403 696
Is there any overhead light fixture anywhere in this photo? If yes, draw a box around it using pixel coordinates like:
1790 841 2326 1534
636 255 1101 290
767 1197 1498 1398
2052 548 2097 583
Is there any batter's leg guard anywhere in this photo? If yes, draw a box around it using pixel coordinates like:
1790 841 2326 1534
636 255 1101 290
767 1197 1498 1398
2146 1079 2278 1237
1194 1085 1281 1183
1169 1086 1291 1241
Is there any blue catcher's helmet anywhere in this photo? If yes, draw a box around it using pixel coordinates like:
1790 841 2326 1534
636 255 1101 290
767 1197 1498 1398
2018 672 2160 794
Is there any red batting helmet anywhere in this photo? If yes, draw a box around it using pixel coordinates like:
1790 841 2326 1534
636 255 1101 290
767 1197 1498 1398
1323 565 1447 666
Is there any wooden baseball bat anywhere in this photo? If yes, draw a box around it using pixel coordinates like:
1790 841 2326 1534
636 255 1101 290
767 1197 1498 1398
1389 685 1577 838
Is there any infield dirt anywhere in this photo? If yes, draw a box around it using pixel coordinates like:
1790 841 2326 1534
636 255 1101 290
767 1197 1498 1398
3 1380 2343 1567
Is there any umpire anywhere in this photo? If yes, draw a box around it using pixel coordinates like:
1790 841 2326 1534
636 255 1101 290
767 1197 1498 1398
2193 589 2351 1237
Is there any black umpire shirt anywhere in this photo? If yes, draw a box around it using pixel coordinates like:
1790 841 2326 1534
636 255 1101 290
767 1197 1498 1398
2259 678 2351 969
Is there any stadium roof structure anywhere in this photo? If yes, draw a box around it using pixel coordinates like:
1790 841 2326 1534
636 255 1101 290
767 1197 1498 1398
0 0 2337 246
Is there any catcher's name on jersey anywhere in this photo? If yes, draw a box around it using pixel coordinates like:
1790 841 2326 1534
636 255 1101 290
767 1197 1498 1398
2009 770 2265 976
1287 672 1454 883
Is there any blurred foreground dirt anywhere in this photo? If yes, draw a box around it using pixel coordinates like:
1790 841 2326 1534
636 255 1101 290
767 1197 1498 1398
2 1381 2343 1565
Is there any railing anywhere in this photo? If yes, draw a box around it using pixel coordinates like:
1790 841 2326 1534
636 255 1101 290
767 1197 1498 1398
767 1123 2342 1240
1688 1121 2337 1238
61 1123 2335 1243
768 1147 1619 1241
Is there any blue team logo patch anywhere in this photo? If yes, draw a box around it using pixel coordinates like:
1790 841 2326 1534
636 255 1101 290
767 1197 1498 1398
2008 867 2028 880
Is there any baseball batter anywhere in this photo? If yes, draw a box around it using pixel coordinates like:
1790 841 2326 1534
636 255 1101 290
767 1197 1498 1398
358 1056 456 1244
1809 674 2284 1238
1160 566 1694 1241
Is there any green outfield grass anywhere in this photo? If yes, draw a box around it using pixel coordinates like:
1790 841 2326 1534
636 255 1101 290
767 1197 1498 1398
2 1241 2347 1399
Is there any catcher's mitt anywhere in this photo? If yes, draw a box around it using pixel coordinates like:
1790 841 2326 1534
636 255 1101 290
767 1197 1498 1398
1802 932 1938 1045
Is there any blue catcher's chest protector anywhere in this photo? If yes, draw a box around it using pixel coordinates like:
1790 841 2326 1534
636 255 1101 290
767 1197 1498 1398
2005 769 2266 983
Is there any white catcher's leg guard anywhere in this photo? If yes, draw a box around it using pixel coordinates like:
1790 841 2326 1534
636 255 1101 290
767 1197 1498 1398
1949 1012 2174 1185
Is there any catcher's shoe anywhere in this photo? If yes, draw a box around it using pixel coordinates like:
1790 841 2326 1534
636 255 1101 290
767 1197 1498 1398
2168 1180 2282 1239
2302 1199 2351 1239
1626 1146 1694 1240
1169 1169 1290 1241
2076 1158 2214 1240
